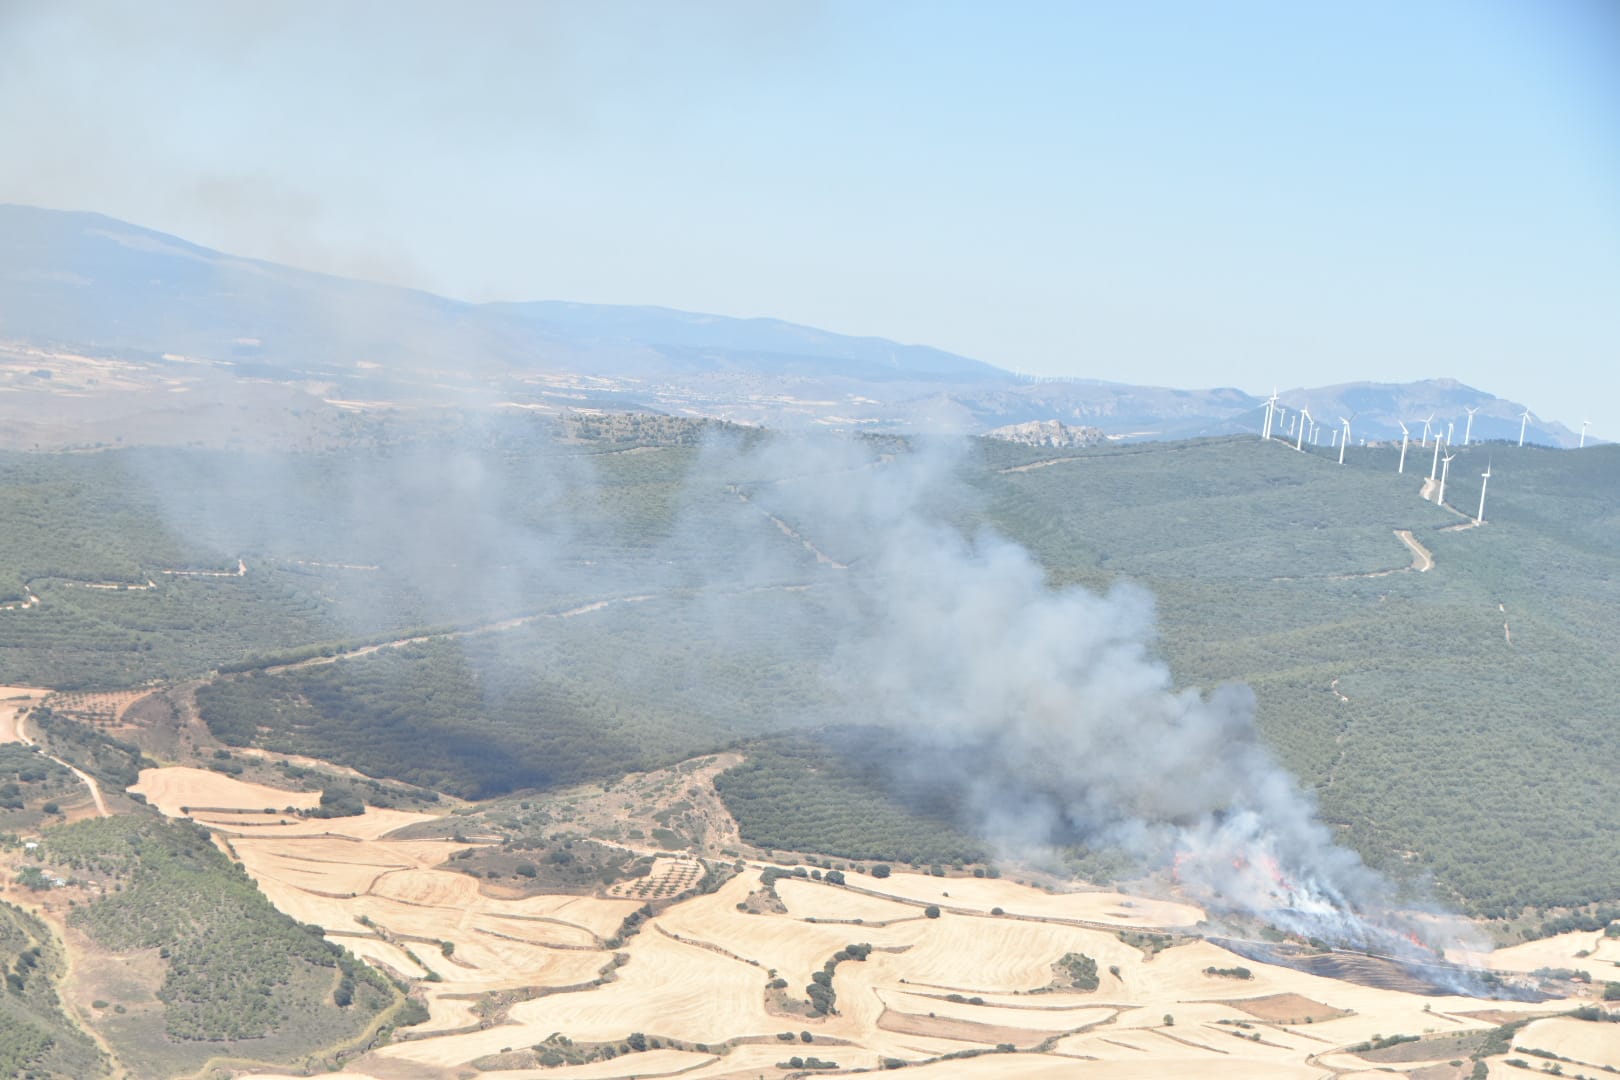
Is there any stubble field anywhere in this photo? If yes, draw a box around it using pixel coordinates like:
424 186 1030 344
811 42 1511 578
116 764 1613 1080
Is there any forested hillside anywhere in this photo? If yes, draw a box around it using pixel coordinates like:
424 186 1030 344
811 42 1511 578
0 422 1615 918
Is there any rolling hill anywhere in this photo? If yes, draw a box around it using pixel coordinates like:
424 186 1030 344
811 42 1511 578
0 204 1584 444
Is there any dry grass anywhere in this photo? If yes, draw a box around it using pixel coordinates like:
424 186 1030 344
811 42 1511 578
0 685 50 743
120 765 1591 1080
129 766 322 814
1515 1015 1620 1071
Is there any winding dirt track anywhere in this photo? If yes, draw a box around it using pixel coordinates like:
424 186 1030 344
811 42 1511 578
1393 529 1433 572
0 687 110 817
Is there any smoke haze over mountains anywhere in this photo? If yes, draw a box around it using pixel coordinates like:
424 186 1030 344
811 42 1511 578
133 419 1477 962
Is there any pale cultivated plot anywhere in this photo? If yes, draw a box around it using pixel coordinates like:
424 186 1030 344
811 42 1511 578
246 849 409 897
1477 929 1620 980
253 875 373 928
468 911 601 948
0 687 49 742
335 935 429 977
845 871 1203 927
508 929 779 1043
369 866 487 908
882 988 1113 1033
775 876 926 922
1517 1016 1620 1070
659 879 915 976
871 913 1130 992
379 929 775 1068
190 811 307 830
410 988 481 1034
130 765 321 813
495 893 644 940
137 776 1594 1080
436 935 607 990
247 835 466 867
472 1049 717 1080
677 1043 887 1079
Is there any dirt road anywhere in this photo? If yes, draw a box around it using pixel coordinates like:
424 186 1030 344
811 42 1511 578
1394 529 1433 572
0 688 110 817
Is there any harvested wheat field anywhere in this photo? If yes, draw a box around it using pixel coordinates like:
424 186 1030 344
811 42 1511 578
1514 1014 1620 1071
127 774 1596 1080
847 871 1204 927
0 685 49 742
286 860 1602 1078
129 765 323 814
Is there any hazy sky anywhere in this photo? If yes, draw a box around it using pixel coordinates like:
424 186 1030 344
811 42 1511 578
3 1 1617 434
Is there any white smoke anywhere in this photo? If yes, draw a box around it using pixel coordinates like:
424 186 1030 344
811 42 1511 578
736 434 1473 958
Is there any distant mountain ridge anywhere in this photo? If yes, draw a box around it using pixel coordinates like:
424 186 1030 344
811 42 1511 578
0 204 1585 447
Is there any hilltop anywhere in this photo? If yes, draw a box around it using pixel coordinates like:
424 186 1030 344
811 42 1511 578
0 204 1584 445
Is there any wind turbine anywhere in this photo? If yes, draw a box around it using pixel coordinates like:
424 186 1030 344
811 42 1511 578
1476 459 1491 524
1518 408 1533 447
1296 407 1311 451
1262 389 1279 440
1397 421 1411 474
1430 432 1443 481
1463 406 1479 446
1580 419 1590 448
1337 416 1352 465
1438 450 1455 506
1421 412 1435 448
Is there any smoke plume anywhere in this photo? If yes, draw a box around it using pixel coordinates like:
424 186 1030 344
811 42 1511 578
723 432 1477 960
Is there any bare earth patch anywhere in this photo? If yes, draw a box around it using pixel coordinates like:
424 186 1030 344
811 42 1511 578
1226 992 1351 1023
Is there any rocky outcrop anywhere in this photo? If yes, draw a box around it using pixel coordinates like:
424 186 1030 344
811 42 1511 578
984 419 1105 448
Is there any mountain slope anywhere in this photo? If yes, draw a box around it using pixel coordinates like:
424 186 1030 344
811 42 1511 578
0 204 1583 445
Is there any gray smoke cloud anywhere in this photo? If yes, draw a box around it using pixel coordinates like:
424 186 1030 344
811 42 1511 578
128 415 1478 963
705 431 1483 963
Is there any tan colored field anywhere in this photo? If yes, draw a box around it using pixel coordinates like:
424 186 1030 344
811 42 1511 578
845 869 1205 927
129 765 323 813
1471 928 1620 981
0 685 49 742
1515 1015 1620 1070
123 768 1597 1080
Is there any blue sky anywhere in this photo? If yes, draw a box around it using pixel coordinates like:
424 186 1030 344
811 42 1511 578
2 1 1616 435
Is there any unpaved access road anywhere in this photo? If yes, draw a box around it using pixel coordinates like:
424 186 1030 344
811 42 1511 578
1394 529 1433 572
0 686 110 817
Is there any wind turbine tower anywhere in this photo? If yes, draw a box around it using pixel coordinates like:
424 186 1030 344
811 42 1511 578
1338 416 1351 464
1463 406 1479 446
1296 408 1311 452
1262 389 1279 440
1447 420 1455 444
1477 461 1491 524
1580 419 1590 448
1439 451 1455 506
1421 412 1435 448
1518 408 1533 447
1397 421 1410 473
1430 433 1443 481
